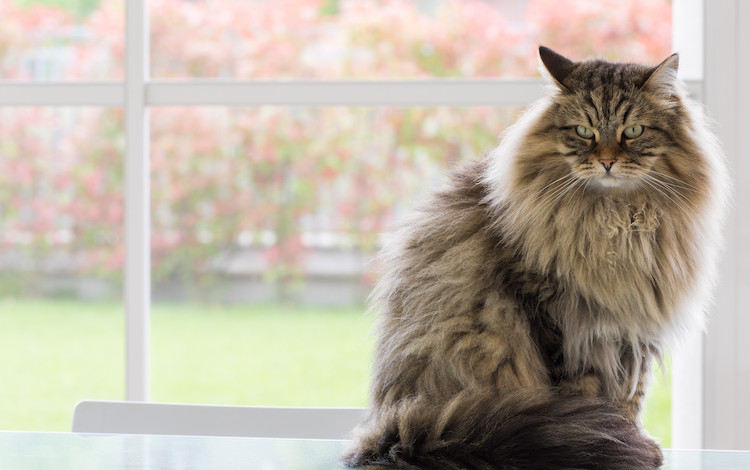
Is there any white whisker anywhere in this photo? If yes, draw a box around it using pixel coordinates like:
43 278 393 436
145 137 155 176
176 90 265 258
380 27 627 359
539 172 577 194
533 174 577 210
642 174 693 205
647 169 705 195
536 177 586 217
639 175 698 219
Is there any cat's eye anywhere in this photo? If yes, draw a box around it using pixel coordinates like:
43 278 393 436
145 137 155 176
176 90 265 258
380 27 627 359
575 125 594 139
623 124 644 139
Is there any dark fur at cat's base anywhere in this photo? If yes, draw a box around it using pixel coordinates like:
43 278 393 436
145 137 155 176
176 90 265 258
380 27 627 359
344 47 728 470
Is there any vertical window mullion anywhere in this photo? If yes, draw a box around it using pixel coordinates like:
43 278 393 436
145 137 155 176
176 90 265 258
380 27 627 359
670 0 705 450
125 0 150 402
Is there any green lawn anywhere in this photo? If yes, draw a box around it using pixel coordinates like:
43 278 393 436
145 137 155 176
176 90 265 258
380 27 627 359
150 302 374 407
0 298 670 446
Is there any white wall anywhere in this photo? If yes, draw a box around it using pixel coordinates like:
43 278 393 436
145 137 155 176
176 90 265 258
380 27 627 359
702 0 750 450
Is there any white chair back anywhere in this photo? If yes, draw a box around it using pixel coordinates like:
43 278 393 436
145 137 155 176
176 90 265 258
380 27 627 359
72 400 367 440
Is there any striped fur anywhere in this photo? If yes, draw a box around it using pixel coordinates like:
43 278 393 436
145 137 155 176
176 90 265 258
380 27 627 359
344 47 729 470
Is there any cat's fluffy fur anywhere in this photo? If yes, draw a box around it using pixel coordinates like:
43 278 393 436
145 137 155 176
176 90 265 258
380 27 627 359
343 47 729 470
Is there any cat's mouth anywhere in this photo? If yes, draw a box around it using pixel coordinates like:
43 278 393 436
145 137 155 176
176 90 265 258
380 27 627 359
596 173 622 188
588 171 643 191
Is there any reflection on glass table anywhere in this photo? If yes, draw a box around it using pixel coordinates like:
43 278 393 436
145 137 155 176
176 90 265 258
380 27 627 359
2 432 750 470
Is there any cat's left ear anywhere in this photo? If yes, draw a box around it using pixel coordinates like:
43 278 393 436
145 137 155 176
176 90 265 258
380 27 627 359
641 53 679 95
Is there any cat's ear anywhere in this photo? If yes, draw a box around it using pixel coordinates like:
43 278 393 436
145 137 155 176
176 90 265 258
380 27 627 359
641 53 679 95
538 46 575 90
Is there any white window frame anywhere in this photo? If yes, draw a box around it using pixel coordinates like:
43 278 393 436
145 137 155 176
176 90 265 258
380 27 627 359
1 0 747 450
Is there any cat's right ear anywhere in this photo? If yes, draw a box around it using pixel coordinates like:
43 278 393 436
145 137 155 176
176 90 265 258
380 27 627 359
538 46 575 91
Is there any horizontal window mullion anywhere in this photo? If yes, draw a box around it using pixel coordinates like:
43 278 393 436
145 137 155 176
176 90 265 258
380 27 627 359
0 79 703 107
0 83 123 106
146 79 547 107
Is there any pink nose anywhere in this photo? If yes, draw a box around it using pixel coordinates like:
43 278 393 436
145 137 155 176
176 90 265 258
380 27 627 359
600 159 616 172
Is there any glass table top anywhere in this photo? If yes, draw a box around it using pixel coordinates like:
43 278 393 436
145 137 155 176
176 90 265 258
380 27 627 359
1 431 749 469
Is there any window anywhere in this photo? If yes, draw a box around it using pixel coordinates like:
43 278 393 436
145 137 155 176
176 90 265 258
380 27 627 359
4 0 748 451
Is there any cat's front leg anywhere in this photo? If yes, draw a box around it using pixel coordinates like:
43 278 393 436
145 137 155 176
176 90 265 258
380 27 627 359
617 357 664 468
619 366 650 424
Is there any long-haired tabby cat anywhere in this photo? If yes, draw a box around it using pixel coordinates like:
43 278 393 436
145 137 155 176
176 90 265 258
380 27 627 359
344 46 728 470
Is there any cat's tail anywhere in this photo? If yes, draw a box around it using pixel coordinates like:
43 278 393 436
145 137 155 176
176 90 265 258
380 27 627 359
342 389 662 470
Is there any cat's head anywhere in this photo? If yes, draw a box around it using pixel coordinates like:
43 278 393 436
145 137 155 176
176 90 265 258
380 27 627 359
526 46 695 194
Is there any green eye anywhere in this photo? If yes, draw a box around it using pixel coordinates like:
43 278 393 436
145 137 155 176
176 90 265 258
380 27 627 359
623 124 644 139
575 125 594 139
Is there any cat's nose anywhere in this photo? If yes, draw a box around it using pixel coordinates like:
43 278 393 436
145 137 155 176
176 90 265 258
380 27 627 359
600 159 616 172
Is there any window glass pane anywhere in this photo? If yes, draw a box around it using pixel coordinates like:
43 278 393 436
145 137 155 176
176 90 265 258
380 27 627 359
150 0 672 79
0 107 124 430
149 106 516 407
0 0 122 80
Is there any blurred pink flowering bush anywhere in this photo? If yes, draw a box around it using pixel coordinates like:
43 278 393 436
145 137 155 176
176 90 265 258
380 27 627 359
0 0 672 299
149 0 529 79
0 108 123 295
0 0 122 80
527 0 671 62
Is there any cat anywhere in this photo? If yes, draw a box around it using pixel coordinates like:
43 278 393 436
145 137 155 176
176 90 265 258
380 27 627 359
343 46 729 470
